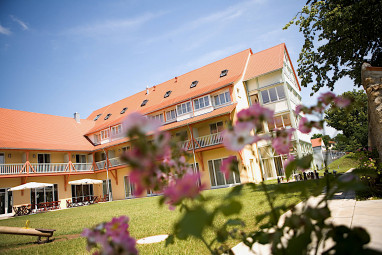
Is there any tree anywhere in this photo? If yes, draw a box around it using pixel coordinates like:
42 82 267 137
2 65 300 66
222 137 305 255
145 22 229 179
285 0 382 159
324 90 368 151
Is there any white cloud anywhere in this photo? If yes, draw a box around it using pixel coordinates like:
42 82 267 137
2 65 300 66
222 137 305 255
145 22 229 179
10 15 29 30
64 12 166 36
0 24 11 35
144 0 266 45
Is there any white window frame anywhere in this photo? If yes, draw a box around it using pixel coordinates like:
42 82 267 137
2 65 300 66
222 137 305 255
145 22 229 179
176 101 192 116
165 109 177 122
194 95 210 110
149 113 164 123
268 113 292 131
261 85 286 104
208 158 241 188
213 91 231 107
111 125 122 136
100 129 110 140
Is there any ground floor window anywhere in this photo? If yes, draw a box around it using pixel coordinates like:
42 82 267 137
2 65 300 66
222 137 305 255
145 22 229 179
102 179 112 200
208 158 241 187
262 158 276 178
124 176 135 198
31 184 58 205
71 184 93 200
0 188 12 214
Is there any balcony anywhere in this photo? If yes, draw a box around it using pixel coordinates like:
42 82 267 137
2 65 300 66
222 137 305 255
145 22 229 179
0 162 93 176
181 132 223 151
95 157 125 170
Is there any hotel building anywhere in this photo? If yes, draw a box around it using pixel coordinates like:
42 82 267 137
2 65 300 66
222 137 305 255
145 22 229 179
0 43 312 216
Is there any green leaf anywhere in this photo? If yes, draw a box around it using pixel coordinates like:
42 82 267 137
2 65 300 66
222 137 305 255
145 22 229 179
175 206 212 239
165 234 174 247
220 200 242 216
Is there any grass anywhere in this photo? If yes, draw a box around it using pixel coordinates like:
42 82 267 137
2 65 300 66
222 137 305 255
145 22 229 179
318 153 358 174
0 180 325 255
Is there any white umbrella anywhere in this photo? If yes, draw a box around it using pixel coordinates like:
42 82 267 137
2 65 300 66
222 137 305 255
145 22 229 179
68 178 103 185
8 182 53 191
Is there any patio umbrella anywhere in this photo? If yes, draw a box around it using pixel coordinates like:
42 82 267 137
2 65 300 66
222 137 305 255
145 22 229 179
68 178 103 185
8 182 53 191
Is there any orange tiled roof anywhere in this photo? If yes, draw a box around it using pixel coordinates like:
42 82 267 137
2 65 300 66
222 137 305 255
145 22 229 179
243 43 301 90
311 138 323 148
0 108 95 151
85 49 252 134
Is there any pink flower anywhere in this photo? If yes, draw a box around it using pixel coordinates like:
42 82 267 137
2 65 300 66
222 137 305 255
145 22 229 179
295 105 304 115
272 129 294 155
223 122 255 151
298 117 312 134
221 156 238 179
237 103 274 129
105 216 130 238
318 92 336 106
123 112 161 134
163 173 204 208
334 96 351 108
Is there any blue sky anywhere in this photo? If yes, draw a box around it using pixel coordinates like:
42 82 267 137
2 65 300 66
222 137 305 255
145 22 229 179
0 0 356 135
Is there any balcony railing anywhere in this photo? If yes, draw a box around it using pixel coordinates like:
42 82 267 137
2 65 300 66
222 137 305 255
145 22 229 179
95 157 124 170
0 162 94 176
181 132 223 151
0 163 26 175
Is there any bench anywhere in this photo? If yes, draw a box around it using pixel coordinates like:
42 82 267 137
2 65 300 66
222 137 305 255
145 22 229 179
0 226 56 243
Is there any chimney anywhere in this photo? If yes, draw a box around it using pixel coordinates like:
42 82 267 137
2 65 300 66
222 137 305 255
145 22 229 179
74 112 80 123
146 85 149 95
175 77 178 82
153 85 156 91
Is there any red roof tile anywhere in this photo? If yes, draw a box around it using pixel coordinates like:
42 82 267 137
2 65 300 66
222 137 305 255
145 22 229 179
86 49 251 133
0 108 95 151
311 138 323 148
243 43 301 90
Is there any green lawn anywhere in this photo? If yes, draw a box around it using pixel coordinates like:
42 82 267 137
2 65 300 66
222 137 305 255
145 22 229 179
0 181 324 255
319 153 358 174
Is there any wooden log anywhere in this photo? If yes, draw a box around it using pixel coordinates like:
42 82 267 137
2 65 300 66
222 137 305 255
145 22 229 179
0 226 54 237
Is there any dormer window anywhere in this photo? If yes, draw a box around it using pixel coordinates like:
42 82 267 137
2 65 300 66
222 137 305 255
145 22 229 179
94 114 102 121
190 80 198 88
104 114 111 120
220 69 228 77
141 100 148 107
164 91 172 98
120 107 127 114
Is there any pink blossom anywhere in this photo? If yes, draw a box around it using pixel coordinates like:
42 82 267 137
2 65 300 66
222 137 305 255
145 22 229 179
318 92 336 105
237 103 274 129
298 117 312 134
295 105 304 115
272 129 294 155
223 122 255 151
221 156 237 179
334 96 351 108
122 112 161 134
163 173 204 208
105 216 130 238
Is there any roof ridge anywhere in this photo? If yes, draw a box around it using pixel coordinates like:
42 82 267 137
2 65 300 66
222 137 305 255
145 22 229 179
0 107 93 122
251 43 285 56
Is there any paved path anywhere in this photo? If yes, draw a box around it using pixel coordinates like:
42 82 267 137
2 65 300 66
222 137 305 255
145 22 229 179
232 190 382 254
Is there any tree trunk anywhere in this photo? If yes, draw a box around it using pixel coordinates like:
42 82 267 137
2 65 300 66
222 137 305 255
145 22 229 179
361 63 382 161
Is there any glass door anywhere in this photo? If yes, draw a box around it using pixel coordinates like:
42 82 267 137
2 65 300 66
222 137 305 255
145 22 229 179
102 180 112 201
